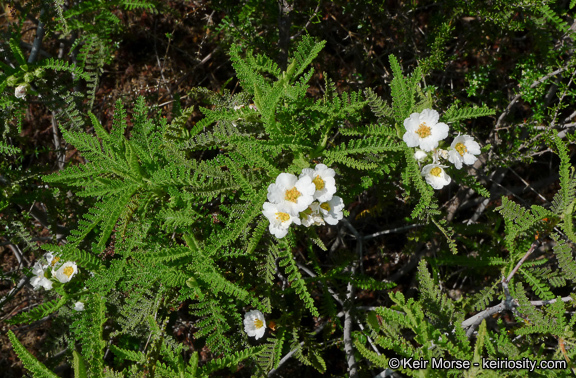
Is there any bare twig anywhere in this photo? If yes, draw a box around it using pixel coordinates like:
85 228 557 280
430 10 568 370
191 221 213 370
7 244 22 267
461 301 507 335
0 277 28 310
550 67 576 129
277 0 292 70
27 8 46 64
373 369 396 378
19 41 51 58
296 261 343 306
268 312 344 377
362 223 424 241
462 242 539 337
291 2 321 40
506 166 550 205
467 168 507 224
341 219 361 378
505 242 538 284
494 66 571 130
275 257 289 290
461 295 573 337
530 296 573 307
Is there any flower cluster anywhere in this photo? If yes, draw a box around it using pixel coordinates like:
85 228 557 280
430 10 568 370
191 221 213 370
403 109 481 190
30 252 78 291
262 164 344 238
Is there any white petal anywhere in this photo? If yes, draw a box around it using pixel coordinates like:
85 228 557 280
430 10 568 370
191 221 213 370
419 137 438 152
322 196 344 225
421 108 439 125
316 164 334 177
403 131 420 147
32 261 45 276
295 175 315 196
414 150 428 162
299 168 315 179
463 154 477 165
276 173 297 188
466 140 481 155
39 277 53 290
404 113 421 131
314 177 336 202
431 122 449 142
267 183 284 203
447 150 463 169
30 276 42 289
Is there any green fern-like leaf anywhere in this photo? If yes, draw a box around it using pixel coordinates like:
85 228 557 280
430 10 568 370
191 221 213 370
278 250 320 317
109 345 146 363
289 36 326 79
364 87 394 120
7 296 68 325
73 350 88 378
389 55 415 122
199 346 264 376
442 104 495 123
8 331 59 378
552 234 576 284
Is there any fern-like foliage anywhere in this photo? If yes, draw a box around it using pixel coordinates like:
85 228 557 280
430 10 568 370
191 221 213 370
277 247 320 317
73 293 107 376
356 260 575 376
199 346 264 376
7 296 68 325
8 331 59 378
550 135 576 243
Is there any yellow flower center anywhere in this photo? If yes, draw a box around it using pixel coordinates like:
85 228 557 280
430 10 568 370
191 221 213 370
285 187 302 203
430 167 442 177
276 212 290 222
455 142 467 156
51 256 60 266
312 175 325 190
320 202 331 211
254 319 264 329
63 266 74 278
416 123 431 138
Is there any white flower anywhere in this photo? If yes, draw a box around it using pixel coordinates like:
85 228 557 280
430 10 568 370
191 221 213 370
74 302 85 312
403 109 449 151
14 85 27 99
267 173 315 215
422 164 451 190
244 310 266 339
30 261 52 290
262 202 301 238
44 252 60 268
319 196 344 225
31 275 53 290
299 164 337 202
447 135 481 169
53 261 78 283
300 202 325 227
32 261 45 276
414 149 428 162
